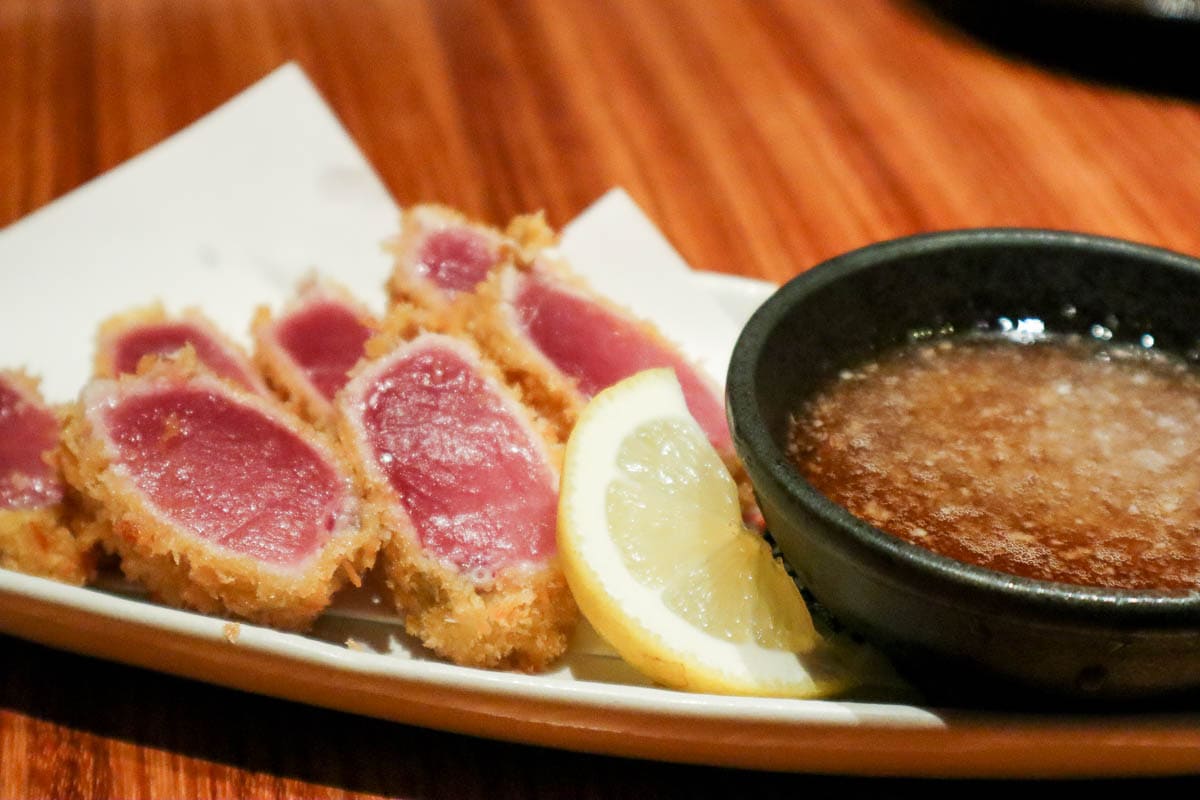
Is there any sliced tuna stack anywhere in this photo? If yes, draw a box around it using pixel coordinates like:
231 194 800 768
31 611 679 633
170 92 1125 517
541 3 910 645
61 355 383 629
390 208 732 455
253 279 377 425
96 305 269 396
386 205 516 311
336 317 575 670
0 371 93 584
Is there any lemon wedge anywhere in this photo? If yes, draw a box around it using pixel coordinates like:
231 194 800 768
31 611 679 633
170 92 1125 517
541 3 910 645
558 368 859 697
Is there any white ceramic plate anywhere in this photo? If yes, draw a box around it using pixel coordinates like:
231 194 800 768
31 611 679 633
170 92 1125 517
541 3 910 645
3 273 1200 779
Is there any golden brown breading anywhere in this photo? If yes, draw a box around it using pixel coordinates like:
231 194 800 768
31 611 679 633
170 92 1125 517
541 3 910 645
60 352 386 630
252 276 378 428
0 371 95 585
336 306 577 671
0 508 95 586
381 544 575 672
503 210 558 258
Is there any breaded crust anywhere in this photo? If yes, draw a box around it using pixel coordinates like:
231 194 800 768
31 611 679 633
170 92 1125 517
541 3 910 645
0 508 94 585
252 276 378 428
60 352 386 630
338 306 577 671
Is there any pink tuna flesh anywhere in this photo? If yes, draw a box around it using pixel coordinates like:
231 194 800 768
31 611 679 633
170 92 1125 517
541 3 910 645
100 386 344 565
274 299 372 400
357 339 557 576
414 228 499 294
112 323 259 392
511 271 733 453
0 378 63 509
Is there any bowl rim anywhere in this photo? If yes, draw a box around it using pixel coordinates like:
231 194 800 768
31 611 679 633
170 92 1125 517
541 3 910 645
727 227 1200 628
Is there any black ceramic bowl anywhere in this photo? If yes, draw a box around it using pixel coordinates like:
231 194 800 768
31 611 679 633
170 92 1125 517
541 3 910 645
726 228 1200 704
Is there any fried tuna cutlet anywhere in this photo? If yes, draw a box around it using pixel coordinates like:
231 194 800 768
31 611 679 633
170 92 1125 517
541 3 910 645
0 371 94 584
95 304 269 396
386 205 542 312
336 308 576 671
61 353 385 630
253 277 378 426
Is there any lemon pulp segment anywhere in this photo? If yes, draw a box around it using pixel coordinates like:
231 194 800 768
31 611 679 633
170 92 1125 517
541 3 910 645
607 419 813 650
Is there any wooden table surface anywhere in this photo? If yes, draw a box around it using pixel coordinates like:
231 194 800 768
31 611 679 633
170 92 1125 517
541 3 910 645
4 0 1200 795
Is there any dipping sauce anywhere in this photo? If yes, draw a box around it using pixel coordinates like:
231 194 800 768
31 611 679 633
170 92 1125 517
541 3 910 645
787 334 1200 591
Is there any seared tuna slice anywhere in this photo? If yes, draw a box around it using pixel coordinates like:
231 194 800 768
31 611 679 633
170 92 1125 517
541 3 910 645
458 258 762 527
337 322 575 670
461 261 731 452
61 356 383 629
96 305 269 396
253 279 377 425
386 205 518 311
0 371 93 584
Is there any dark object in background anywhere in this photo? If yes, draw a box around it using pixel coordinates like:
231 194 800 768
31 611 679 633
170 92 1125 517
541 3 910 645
917 0 1200 100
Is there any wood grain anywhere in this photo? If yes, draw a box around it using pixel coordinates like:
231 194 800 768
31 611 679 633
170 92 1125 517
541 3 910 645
4 0 1200 795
